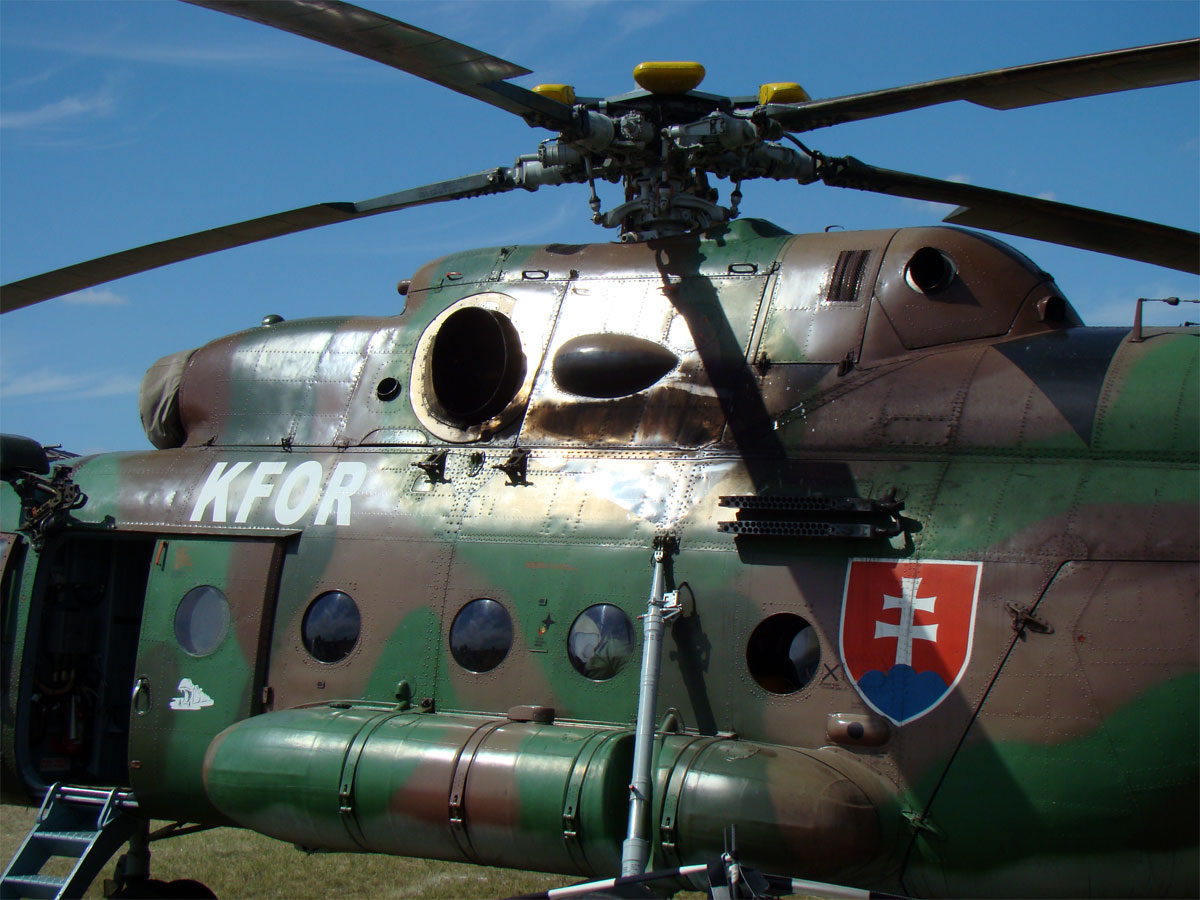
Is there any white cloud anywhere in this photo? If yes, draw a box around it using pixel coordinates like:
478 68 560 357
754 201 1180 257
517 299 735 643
615 2 676 38
490 196 578 243
2 60 76 91
13 35 385 79
0 81 117 130
412 1 608 75
79 374 142 398
2 369 141 399
60 287 130 307
66 42 311 68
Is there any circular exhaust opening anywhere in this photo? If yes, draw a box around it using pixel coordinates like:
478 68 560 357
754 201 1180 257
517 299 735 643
905 247 956 294
430 307 526 426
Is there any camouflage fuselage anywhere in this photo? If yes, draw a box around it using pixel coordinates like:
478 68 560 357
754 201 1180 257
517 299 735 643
3 219 1196 897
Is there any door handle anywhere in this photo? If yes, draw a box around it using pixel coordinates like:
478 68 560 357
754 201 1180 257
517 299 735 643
131 675 151 716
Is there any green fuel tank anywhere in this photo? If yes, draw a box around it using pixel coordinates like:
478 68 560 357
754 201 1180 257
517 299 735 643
202 705 894 881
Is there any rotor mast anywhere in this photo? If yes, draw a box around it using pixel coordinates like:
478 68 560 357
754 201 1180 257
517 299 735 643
513 64 818 241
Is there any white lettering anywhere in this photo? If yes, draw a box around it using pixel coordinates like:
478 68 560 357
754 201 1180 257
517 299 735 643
191 459 368 527
274 460 324 526
314 462 369 526
189 462 251 523
235 461 287 524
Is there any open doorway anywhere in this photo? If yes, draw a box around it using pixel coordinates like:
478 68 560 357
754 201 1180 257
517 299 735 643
21 535 155 788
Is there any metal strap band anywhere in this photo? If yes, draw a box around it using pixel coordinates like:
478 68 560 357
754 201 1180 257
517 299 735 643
447 719 507 863
561 729 624 873
657 736 723 870
338 711 410 850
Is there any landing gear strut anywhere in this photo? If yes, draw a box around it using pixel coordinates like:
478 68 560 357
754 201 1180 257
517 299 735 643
103 821 217 900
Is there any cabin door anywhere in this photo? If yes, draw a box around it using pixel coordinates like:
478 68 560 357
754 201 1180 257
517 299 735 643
127 536 282 821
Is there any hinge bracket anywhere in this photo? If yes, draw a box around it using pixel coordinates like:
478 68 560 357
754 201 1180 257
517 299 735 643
902 809 943 838
492 449 531 486
1006 602 1053 638
412 450 449 485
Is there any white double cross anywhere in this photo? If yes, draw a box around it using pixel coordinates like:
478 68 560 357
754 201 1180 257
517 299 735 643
874 576 938 666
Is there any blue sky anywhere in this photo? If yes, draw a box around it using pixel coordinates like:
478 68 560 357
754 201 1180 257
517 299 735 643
2 0 1197 454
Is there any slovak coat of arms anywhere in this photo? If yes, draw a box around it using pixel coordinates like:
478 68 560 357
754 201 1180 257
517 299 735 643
839 558 982 725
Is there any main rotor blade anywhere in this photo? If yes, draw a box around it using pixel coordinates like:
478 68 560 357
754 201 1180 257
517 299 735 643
765 38 1199 131
820 156 1200 274
0 169 516 313
183 0 573 127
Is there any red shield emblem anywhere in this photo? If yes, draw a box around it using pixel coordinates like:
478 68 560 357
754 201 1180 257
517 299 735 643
839 559 982 725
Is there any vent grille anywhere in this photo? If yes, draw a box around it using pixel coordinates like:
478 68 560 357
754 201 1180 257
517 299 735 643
717 492 907 541
827 250 871 303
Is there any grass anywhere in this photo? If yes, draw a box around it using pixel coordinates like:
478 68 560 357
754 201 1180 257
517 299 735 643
0 803 569 899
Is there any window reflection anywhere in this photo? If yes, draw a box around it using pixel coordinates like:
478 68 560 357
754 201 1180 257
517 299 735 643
302 591 361 664
568 603 635 681
450 598 512 673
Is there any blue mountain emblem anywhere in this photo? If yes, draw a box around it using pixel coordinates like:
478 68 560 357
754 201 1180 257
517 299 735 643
856 665 950 724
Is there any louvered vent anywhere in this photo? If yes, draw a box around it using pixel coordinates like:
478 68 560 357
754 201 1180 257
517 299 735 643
826 250 871 302
717 493 906 540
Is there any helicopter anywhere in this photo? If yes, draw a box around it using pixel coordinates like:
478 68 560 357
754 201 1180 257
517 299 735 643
1 1 1198 898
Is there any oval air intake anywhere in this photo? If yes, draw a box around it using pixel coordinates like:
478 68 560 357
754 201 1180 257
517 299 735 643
552 334 678 398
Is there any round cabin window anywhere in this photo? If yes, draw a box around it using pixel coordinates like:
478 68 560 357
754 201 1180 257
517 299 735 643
174 585 230 657
567 604 636 680
301 591 361 664
449 598 512 673
746 614 820 694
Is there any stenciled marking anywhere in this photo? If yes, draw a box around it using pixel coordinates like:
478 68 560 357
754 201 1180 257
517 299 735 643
169 678 214 711
189 460 368 526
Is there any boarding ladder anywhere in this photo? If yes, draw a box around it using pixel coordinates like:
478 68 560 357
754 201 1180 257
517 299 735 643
1 784 139 900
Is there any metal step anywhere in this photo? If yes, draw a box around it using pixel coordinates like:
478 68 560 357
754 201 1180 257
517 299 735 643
29 833 95 858
0 874 65 900
0 784 139 900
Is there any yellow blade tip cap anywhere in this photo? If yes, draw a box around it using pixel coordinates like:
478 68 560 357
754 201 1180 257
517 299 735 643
532 84 576 105
758 82 810 105
633 62 705 95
